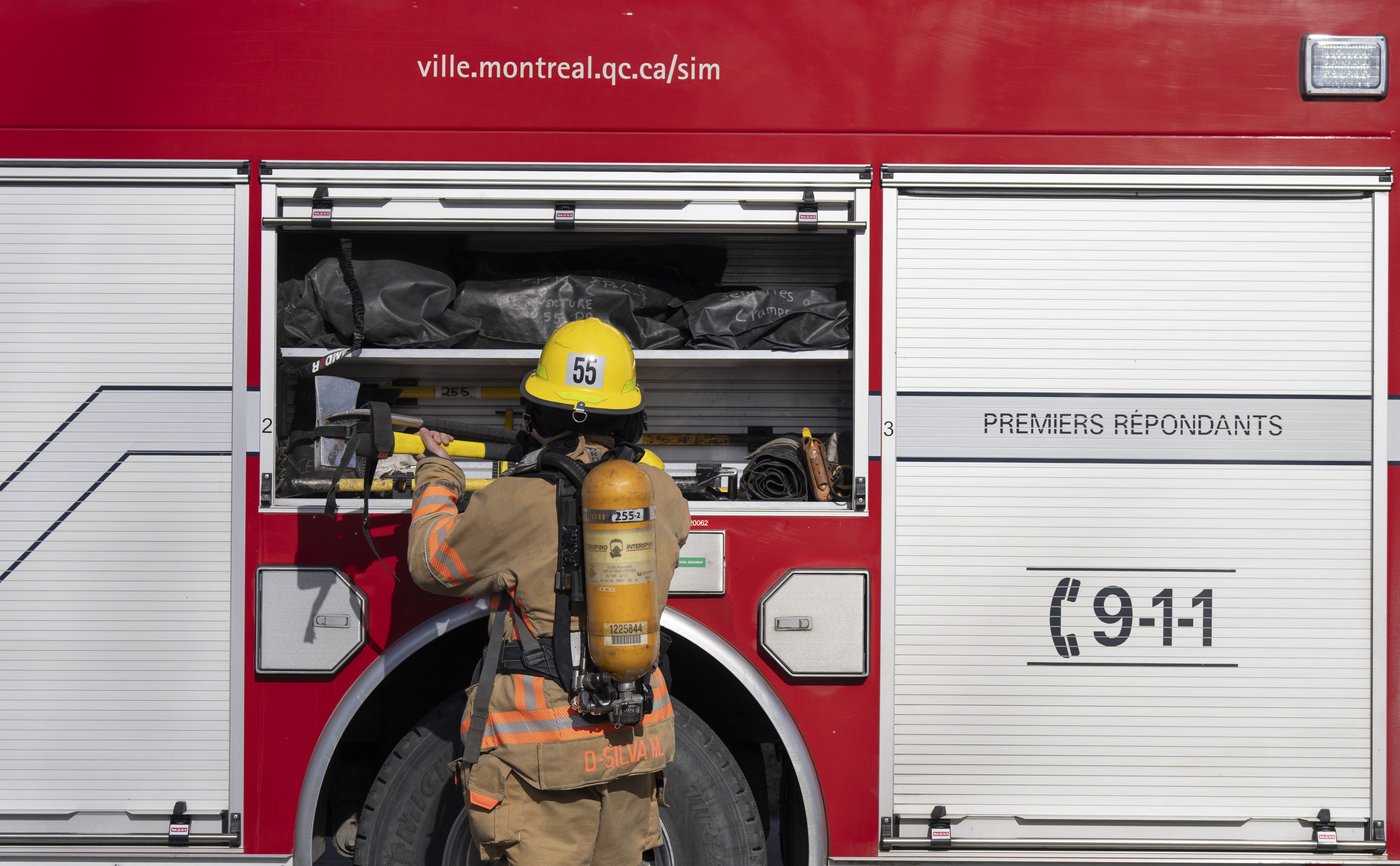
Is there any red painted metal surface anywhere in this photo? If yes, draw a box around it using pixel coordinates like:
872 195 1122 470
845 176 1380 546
0 0 1394 137
0 0 1397 860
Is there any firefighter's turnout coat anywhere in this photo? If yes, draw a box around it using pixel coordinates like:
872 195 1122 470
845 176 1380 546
408 436 690 796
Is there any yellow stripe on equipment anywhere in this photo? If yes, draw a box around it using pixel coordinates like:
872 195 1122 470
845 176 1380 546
392 432 488 459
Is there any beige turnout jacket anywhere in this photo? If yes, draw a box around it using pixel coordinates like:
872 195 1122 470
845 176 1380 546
407 436 689 792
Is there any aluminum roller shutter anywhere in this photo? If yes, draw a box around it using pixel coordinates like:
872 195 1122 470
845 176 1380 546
262 162 868 230
881 178 1385 846
0 165 244 838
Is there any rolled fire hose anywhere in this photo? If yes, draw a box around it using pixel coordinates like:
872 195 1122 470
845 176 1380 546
740 437 810 501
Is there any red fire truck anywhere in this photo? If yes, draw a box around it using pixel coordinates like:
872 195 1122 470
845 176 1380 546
0 2 1396 864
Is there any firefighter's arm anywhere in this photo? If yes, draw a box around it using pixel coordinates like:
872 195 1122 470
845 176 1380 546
649 467 690 548
408 441 518 597
407 455 475 595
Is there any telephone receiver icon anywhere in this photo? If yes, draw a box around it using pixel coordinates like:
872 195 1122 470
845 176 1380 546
1050 577 1081 658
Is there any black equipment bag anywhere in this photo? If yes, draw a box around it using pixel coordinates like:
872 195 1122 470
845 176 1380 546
680 285 850 349
452 274 685 349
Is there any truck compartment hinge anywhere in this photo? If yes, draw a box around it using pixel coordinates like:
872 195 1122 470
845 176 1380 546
222 810 242 845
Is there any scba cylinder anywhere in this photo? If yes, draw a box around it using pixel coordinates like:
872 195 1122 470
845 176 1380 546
581 459 660 682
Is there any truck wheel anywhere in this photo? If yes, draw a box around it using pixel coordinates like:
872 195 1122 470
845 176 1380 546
352 692 768 866
657 702 768 865
351 691 479 866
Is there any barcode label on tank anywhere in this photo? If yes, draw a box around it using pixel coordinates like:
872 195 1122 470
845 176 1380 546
605 634 646 646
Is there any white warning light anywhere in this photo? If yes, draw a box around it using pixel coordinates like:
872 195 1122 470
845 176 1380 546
1302 35 1387 98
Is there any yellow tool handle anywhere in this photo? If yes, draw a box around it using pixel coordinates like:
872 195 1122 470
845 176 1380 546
331 478 406 494
392 432 487 458
329 476 492 495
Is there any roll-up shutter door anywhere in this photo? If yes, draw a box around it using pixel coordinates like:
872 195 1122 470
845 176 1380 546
881 168 1387 850
262 163 866 230
0 163 245 842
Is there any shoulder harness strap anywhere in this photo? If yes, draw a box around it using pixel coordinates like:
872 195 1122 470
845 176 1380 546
460 437 656 765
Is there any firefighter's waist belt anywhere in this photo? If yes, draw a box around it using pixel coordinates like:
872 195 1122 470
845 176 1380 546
498 640 560 677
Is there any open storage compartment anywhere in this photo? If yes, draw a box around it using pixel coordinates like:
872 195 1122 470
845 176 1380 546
258 163 871 513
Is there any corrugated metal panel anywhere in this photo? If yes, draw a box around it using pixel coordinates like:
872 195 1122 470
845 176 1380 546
0 183 235 817
892 464 1371 819
894 195 1373 395
889 192 1376 833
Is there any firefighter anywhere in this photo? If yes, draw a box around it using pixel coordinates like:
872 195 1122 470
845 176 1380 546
406 317 690 865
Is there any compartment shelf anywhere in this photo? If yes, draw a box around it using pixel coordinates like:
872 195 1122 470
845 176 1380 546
280 347 850 364
279 347 851 380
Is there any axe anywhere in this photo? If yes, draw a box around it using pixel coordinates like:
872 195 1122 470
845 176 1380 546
322 406 517 462
312 374 518 468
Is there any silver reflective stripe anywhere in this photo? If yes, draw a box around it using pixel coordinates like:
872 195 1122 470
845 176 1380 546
484 671 671 739
521 676 541 712
425 518 470 587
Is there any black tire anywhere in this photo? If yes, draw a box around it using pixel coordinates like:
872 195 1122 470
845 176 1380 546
657 702 768 866
352 692 768 866
352 691 479 866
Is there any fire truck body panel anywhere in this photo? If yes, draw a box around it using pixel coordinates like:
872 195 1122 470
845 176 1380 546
0 1 1397 864
0 165 249 845
880 167 1388 850
0 1 1395 138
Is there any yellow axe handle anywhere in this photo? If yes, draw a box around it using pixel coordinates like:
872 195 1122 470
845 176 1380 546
392 434 661 469
392 432 487 459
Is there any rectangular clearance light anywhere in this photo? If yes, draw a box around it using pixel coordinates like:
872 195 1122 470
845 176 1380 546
1303 34 1388 97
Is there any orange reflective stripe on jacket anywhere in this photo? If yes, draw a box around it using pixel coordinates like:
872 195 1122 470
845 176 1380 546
416 513 473 587
473 670 674 750
411 481 475 588
412 482 458 519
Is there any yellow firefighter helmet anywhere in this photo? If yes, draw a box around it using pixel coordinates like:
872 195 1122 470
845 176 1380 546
522 318 643 417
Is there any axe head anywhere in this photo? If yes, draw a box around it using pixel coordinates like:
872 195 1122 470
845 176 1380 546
314 376 363 469
317 378 432 467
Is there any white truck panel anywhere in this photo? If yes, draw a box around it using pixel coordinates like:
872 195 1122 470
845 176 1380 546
0 176 240 828
884 181 1383 847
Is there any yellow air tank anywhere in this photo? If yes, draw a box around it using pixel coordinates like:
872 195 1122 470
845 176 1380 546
581 459 660 682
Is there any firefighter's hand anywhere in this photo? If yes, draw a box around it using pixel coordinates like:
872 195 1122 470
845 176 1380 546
418 427 455 459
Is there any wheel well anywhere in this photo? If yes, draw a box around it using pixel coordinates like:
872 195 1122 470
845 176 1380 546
310 617 485 864
308 615 815 865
